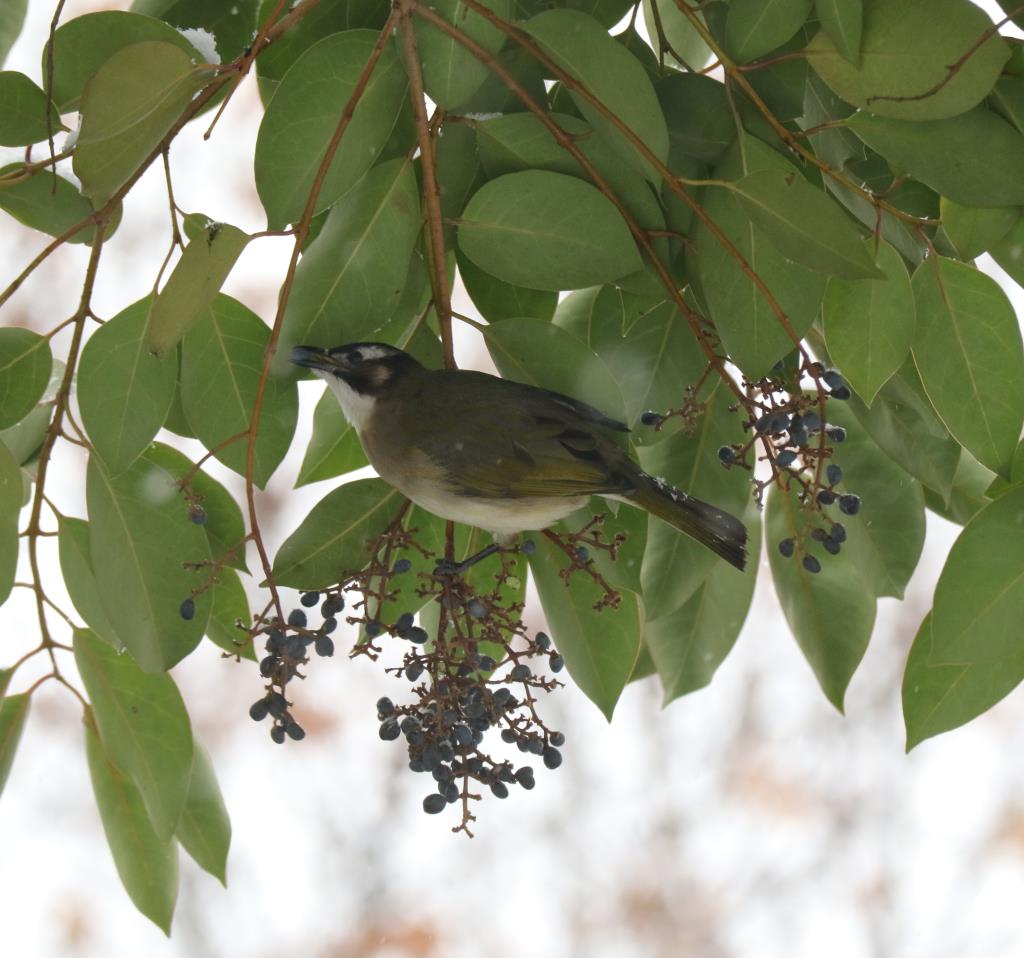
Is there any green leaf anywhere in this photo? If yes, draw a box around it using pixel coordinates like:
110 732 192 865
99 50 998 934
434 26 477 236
639 381 752 620
693 134 826 378
254 30 409 229
482 318 627 426
827 403 926 599
436 121 482 246
990 75 1024 136
523 9 670 181
848 108 1024 208
642 0 712 70
272 478 403 589
656 72 734 164
814 0 862 65
58 517 124 648
842 356 962 502
595 301 707 439
647 497 762 703
144 443 249 572
180 295 297 488
928 486 1024 666
991 212 1024 289
255 0 389 99
176 741 230 884
0 0 27 67
0 163 97 244
132 0 259 63
0 692 30 799
0 441 19 606
205 568 255 661
47 10 205 112
0 327 52 430
295 388 368 488
413 0 512 110
145 222 249 358
725 0 812 63
924 447 994 526
903 612 1024 750
86 451 212 672
0 71 55 147
83 716 177 935
73 41 207 206
457 251 557 324
528 535 643 720
459 171 642 291
0 403 50 465
729 169 880 279
911 257 1024 477
78 298 176 475
553 285 658 347
766 480 876 710
75 629 194 840
806 0 1009 120
941 199 1019 261
277 157 421 372
822 238 914 403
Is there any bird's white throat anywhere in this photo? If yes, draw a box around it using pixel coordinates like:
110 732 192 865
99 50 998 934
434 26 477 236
319 372 375 434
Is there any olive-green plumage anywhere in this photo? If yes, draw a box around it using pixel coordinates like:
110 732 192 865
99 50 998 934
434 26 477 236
291 342 747 570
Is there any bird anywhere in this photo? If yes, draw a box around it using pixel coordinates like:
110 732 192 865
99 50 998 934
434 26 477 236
290 342 747 572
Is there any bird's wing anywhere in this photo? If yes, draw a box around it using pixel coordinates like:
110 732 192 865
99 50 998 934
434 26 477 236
415 393 636 500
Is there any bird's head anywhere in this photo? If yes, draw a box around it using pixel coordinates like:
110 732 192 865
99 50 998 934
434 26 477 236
290 342 421 397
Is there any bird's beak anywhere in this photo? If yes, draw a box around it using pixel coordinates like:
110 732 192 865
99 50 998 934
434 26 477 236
290 345 338 373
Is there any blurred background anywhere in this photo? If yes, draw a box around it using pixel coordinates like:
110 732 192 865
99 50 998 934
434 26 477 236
2 2 1024 956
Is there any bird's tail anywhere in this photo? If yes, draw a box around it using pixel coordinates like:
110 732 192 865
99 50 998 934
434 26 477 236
627 471 748 571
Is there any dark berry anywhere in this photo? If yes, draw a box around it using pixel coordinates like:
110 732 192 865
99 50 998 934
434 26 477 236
467 599 487 619
379 718 401 741
520 539 536 554
515 767 535 789
640 410 661 426
543 746 563 769
376 696 394 716
249 698 269 721
810 527 828 543
839 494 861 516
802 555 822 574
321 596 344 617
501 728 517 744
405 663 423 682
549 731 566 747
270 725 286 744
823 537 841 556
265 630 285 654
392 558 412 574
550 655 564 673
285 720 305 741
408 627 428 644
286 636 305 659
776 449 797 468
789 428 809 447
259 655 276 678
830 385 851 400
509 664 531 682
365 620 382 638
817 489 836 506
453 725 473 746
300 591 320 608
491 781 509 799
526 738 544 756
535 632 551 650
396 612 415 634
267 692 288 718
443 783 460 803
179 597 195 620
422 793 446 814
778 538 795 558
575 546 590 562
803 412 822 432
718 446 736 464
287 609 307 628
768 414 789 434
827 426 847 442
321 617 337 634
755 413 773 433
832 523 847 543
823 369 844 390
189 505 207 525
826 464 843 486
479 654 496 671
314 636 334 657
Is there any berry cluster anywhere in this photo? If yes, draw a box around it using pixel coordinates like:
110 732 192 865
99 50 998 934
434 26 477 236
245 590 343 743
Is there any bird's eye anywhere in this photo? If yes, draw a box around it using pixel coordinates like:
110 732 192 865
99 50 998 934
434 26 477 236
348 349 363 364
